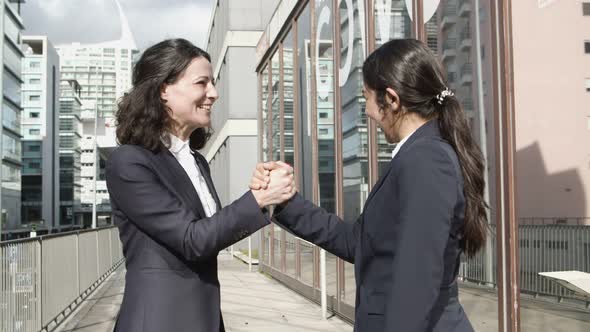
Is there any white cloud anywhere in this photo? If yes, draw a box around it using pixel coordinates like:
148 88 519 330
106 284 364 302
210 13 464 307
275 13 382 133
37 0 67 18
126 3 212 48
23 0 213 50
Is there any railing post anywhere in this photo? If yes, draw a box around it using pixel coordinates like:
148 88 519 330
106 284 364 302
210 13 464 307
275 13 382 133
76 231 81 297
38 238 43 330
95 230 100 281
109 229 113 268
320 249 326 319
248 236 252 272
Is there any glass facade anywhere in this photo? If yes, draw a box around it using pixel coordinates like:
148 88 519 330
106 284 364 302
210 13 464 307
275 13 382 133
257 0 590 329
59 81 83 227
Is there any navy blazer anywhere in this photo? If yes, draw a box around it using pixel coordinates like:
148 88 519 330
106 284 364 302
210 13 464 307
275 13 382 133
106 144 269 332
273 120 474 331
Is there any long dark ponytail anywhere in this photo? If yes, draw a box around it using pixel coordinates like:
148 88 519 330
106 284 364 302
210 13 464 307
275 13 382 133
362 39 487 256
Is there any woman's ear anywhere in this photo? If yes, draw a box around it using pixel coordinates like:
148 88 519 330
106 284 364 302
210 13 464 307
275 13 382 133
160 84 168 102
385 87 400 112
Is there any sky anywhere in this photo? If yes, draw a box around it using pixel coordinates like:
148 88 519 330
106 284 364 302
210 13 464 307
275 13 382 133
21 0 214 50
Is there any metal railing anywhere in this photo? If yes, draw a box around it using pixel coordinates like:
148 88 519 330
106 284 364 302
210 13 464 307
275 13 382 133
460 224 590 304
262 222 590 317
1 226 123 332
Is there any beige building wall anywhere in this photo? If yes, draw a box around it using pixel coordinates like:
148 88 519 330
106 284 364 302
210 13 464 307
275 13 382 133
512 0 590 222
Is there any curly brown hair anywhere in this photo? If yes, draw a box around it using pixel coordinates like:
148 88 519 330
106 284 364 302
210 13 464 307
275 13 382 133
116 38 212 152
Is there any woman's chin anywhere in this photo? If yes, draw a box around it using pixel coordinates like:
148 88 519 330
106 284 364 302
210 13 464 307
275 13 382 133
192 117 211 129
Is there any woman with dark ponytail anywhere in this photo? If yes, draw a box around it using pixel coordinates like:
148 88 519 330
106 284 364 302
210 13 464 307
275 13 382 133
251 38 487 331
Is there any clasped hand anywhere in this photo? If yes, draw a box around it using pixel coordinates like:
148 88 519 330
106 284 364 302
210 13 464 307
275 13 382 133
249 161 296 208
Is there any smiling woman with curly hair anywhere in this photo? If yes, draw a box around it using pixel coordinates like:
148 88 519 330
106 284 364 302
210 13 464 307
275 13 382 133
106 38 295 332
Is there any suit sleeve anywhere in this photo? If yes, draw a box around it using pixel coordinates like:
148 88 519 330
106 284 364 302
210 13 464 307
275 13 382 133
273 194 360 263
106 146 270 262
384 142 459 331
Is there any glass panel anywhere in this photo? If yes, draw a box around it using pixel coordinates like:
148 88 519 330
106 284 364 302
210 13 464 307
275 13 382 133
509 0 590 330
6 1 20 15
262 66 270 163
283 29 297 278
4 43 22 76
260 66 270 266
271 52 281 162
315 0 337 297
296 4 314 287
3 71 21 106
2 163 21 191
270 51 282 270
315 0 336 215
374 0 413 177
4 15 20 46
2 133 21 162
3 101 21 134
426 0 499 329
339 0 368 306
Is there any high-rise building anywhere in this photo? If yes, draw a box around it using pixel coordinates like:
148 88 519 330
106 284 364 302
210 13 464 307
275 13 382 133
56 0 138 225
58 79 83 227
0 0 25 238
21 36 60 233
204 0 279 253
55 43 136 120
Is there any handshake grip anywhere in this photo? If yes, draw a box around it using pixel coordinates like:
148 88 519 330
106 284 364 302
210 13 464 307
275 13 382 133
250 161 296 208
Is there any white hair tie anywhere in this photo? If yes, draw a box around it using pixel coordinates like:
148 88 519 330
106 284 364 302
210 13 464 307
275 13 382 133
435 87 454 105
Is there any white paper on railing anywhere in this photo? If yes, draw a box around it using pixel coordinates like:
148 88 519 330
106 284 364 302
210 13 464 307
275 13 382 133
538 271 590 297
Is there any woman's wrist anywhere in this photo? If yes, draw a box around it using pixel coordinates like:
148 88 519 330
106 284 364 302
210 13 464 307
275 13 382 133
250 189 267 208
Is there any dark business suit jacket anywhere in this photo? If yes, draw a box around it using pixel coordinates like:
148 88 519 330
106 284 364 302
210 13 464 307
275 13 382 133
106 144 269 332
273 120 474 331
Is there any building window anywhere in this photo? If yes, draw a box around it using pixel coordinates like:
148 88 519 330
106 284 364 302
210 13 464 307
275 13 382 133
28 145 40 152
585 41 590 54
546 240 569 250
29 95 40 101
30 129 40 135
30 61 40 68
29 162 41 169
584 2 590 15
30 112 39 118
29 78 40 84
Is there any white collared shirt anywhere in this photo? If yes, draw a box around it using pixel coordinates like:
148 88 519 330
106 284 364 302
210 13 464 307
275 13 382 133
391 129 417 160
168 134 217 217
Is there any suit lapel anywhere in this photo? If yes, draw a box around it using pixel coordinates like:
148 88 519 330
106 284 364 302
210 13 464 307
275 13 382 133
365 161 394 205
153 150 207 218
193 153 222 210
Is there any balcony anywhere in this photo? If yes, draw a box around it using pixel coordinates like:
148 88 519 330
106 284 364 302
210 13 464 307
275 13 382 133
462 97 474 111
447 71 458 84
458 0 472 17
461 62 473 85
460 28 472 51
441 5 458 29
442 38 457 62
